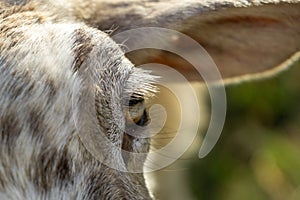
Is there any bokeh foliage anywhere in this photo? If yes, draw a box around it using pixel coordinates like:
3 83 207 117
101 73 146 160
188 61 300 200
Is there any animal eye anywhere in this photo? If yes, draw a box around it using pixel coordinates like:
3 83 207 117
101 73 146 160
128 96 144 106
127 96 149 126
135 110 148 126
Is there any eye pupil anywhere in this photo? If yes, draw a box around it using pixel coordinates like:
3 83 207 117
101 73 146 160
136 110 148 126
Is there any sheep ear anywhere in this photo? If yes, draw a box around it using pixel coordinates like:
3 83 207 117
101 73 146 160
92 0 300 83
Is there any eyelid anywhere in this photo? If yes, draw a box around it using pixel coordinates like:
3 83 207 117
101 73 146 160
128 96 144 106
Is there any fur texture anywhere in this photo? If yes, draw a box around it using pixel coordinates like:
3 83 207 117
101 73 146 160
0 0 299 199
0 1 155 199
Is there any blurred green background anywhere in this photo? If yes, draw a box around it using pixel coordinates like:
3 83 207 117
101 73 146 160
187 61 300 200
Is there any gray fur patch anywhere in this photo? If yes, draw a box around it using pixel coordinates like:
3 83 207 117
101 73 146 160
72 28 94 72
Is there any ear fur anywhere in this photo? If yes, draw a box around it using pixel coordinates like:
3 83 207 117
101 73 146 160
67 0 300 83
